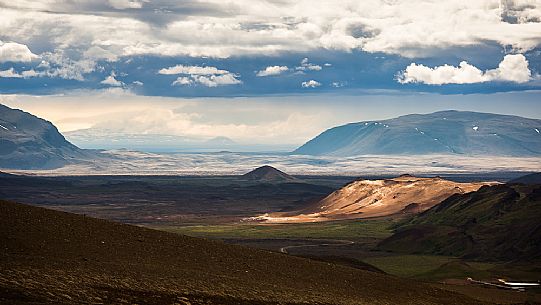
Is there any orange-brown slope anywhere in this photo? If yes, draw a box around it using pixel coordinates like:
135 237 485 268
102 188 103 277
0 200 485 305
256 176 496 223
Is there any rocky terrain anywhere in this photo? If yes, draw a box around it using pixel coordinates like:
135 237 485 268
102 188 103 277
254 175 495 223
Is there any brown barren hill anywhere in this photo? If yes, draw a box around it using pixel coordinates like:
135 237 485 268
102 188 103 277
257 175 496 223
0 200 487 305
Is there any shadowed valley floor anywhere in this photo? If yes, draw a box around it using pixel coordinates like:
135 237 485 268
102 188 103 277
0 200 490 305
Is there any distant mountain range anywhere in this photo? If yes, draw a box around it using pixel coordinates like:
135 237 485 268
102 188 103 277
3 106 541 170
294 111 541 156
0 104 92 169
64 128 242 152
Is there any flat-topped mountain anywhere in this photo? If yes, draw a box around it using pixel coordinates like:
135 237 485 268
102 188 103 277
294 110 541 156
255 176 494 223
0 200 481 305
242 165 297 182
0 104 90 169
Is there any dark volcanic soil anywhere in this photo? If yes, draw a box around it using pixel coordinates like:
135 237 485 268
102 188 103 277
0 174 348 225
0 200 488 305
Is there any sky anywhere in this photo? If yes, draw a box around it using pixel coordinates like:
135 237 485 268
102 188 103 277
1 0 541 150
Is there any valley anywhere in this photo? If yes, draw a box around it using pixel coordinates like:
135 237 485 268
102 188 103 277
0 172 351 224
0 170 523 225
2 2 541 303
2 199 511 305
2 102 541 304
1 169 540 304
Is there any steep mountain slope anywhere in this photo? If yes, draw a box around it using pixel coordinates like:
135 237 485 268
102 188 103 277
0 104 90 169
508 172 541 184
379 184 541 261
254 175 494 223
294 110 541 156
242 165 298 182
0 200 483 305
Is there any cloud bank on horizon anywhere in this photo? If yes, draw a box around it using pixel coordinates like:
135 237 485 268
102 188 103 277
0 0 540 96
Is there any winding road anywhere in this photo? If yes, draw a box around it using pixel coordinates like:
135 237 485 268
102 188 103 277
279 239 355 254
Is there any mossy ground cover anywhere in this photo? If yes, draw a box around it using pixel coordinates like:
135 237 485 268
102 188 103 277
153 219 395 240
363 255 498 280
363 255 458 278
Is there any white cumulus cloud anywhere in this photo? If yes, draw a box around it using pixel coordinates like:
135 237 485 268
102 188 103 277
161 64 242 87
256 66 289 77
301 80 321 88
108 0 147 9
159 65 229 75
0 68 21 78
484 54 532 83
398 54 532 85
194 74 242 87
296 58 322 71
172 77 194 86
0 40 38 63
100 71 124 87
0 68 39 78
1 1 541 59
38 51 97 81
331 81 346 88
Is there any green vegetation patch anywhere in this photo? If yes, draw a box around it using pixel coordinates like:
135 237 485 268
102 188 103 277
363 255 497 280
363 255 458 278
154 219 394 240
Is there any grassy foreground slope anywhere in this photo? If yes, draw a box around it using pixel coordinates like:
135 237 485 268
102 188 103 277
379 184 541 261
0 200 486 305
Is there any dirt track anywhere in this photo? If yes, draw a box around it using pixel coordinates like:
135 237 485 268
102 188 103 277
279 239 355 254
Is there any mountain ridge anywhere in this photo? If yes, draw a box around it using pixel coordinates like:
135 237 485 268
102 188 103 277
294 110 541 156
508 172 541 185
378 184 541 261
0 104 92 169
